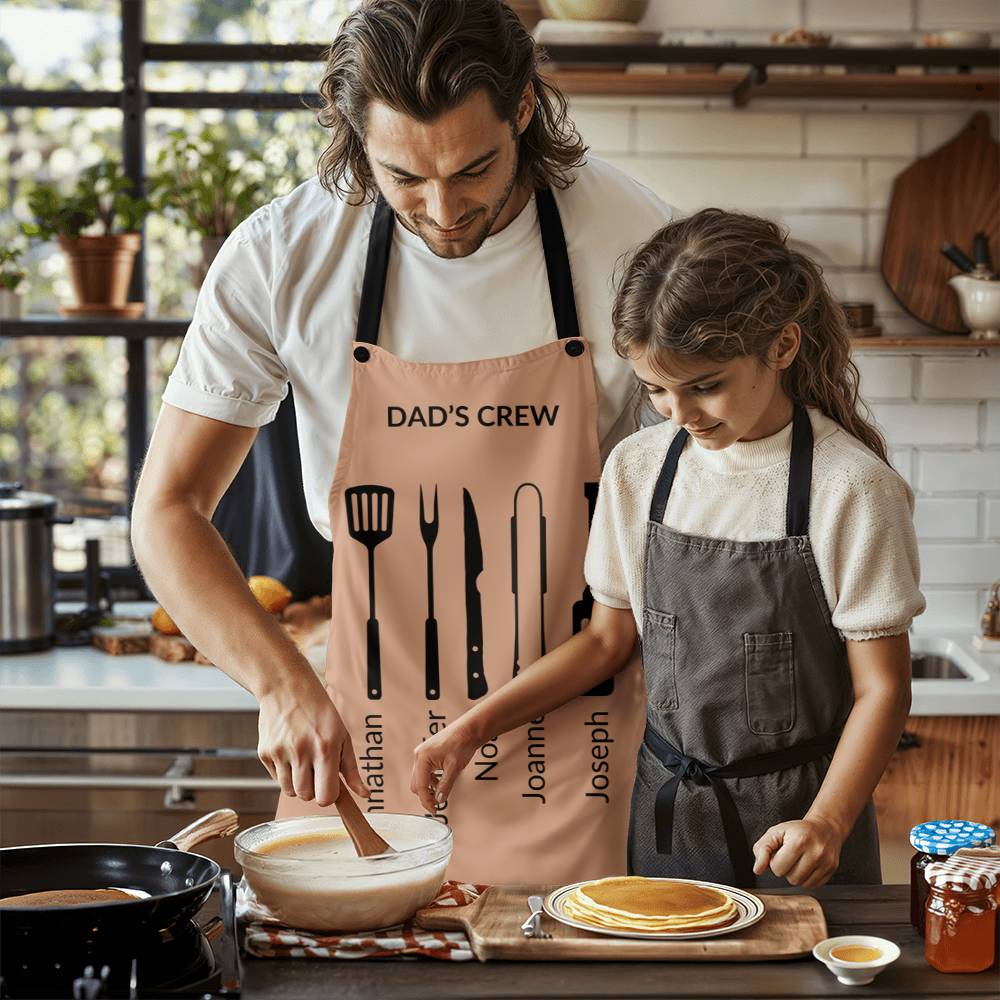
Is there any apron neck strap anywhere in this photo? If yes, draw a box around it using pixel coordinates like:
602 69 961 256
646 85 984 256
355 196 395 346
648 404 814 536
648 424 689 526
785 404 813 537
354 188 580 346
535 187 580 341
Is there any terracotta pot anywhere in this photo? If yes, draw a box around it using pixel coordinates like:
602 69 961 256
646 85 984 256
191 235 228 290
58 233 141 308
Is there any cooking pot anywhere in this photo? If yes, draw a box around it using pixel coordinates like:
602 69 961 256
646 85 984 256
0 482 66 653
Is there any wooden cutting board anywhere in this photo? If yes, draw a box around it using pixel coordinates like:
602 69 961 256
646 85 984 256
414 885 827 961
881 111 999 333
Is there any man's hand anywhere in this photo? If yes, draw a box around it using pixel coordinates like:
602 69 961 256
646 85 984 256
752 816 844 888
257 676 367 807
410 719 479 814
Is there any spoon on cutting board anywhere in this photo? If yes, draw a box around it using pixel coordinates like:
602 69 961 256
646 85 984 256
335 784 395 856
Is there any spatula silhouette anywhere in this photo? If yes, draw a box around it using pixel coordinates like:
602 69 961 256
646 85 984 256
345 485 394 700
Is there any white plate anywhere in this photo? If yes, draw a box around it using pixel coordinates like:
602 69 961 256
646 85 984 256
544 877 766 941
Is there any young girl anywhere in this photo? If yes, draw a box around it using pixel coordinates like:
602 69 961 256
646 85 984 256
411 208 924 889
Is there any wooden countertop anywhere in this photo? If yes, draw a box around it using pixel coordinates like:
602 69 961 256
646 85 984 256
240 884 998 998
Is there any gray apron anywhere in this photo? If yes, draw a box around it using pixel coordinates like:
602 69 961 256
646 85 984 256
629 406 881 888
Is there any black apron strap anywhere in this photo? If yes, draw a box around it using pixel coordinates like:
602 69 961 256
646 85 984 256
785 404 814 537
355 196 396 346
355 189 581 348
534 187 580 341
648 428 689 524
644 723 842 888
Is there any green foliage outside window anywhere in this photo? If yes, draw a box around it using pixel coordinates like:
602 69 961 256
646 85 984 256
21 162 152 240
147 128 269 238
1 0 348 506
0 248 26 292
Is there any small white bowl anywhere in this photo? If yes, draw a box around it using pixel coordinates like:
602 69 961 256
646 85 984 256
813 935 901 986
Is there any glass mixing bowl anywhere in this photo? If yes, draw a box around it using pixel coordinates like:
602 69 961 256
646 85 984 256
235 813 452 931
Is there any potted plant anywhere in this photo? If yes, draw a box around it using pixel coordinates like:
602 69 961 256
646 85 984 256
20 161 151 316
148 129 269 288
0 246 26 320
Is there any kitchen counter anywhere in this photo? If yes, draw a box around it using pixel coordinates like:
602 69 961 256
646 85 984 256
0 602 318 712
238 885 996 998
1 609 998 714
0 644 259 711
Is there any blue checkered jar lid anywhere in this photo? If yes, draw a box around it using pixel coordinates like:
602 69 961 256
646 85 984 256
910 820 996 855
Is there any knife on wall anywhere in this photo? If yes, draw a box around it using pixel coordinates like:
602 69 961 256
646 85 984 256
463 489 488 700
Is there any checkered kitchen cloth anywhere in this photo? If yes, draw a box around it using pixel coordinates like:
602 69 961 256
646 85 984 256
237 880 486 960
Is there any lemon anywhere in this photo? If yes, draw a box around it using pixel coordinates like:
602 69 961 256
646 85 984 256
151 606 181 636
248 575 292 614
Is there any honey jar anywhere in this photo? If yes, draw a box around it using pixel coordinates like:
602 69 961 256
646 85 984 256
924 864 997 974
909 821 995 935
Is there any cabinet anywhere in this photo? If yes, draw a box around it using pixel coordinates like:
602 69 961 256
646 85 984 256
5 710 997 882
0 710 278 871
874 715 1000 882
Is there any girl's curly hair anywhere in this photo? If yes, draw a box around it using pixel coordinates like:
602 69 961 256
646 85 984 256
613 208 888 463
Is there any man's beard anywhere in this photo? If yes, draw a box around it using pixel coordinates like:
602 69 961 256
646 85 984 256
400 158 520 260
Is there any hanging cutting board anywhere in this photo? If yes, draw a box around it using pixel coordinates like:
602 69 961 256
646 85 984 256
881 112 999 334
414 885 827 961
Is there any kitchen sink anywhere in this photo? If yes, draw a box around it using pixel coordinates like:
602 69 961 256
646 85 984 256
909 637 989 682
911 653 970 680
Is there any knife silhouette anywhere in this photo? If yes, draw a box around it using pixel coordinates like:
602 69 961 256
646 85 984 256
463 489 488 700
512 483 546 677
576 482 613 696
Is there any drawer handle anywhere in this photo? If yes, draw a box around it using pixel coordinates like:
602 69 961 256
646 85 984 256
0 773 275 790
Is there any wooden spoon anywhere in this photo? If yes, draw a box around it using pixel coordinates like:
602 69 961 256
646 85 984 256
334 785 395 857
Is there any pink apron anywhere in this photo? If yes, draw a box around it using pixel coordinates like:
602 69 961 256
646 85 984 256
277 190 645 884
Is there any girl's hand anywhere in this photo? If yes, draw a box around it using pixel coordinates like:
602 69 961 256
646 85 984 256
410 721 479 814
752 817 844 888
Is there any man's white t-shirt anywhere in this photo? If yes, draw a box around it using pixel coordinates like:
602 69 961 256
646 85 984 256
163 157 675 541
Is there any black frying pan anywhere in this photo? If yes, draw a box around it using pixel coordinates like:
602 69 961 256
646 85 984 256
0 809 237 946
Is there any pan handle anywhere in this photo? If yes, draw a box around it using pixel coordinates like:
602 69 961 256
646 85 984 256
157 808 239 852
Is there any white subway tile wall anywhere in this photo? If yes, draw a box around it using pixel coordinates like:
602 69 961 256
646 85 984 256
987 500 1000 539
917 0 1000 31
570 0 1000 630
804 0 914 32
987 403 1000 446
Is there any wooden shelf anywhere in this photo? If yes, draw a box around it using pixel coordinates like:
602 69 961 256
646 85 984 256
3 318 996 352
850 335 998 349
546 69 999 102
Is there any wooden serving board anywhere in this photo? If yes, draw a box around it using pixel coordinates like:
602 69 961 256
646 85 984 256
414 885 827 961
881 111 999 333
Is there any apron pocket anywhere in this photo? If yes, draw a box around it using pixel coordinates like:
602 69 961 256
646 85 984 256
642 609 679 712
743 631 796 735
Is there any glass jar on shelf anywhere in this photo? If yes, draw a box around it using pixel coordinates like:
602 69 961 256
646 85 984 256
909 820 995 935
924 864 997 974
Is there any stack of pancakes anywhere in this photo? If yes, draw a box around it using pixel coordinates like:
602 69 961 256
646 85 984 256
563 876 738 933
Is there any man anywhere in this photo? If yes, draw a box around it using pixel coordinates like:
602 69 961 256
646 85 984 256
133 0 673 884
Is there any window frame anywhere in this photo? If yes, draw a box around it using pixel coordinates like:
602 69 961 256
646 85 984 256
0 1 328 594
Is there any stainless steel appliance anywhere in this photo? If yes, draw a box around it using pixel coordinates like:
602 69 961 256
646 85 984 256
0 482 59 653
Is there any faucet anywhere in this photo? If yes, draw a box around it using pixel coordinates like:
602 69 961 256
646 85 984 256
983 580 1000 638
